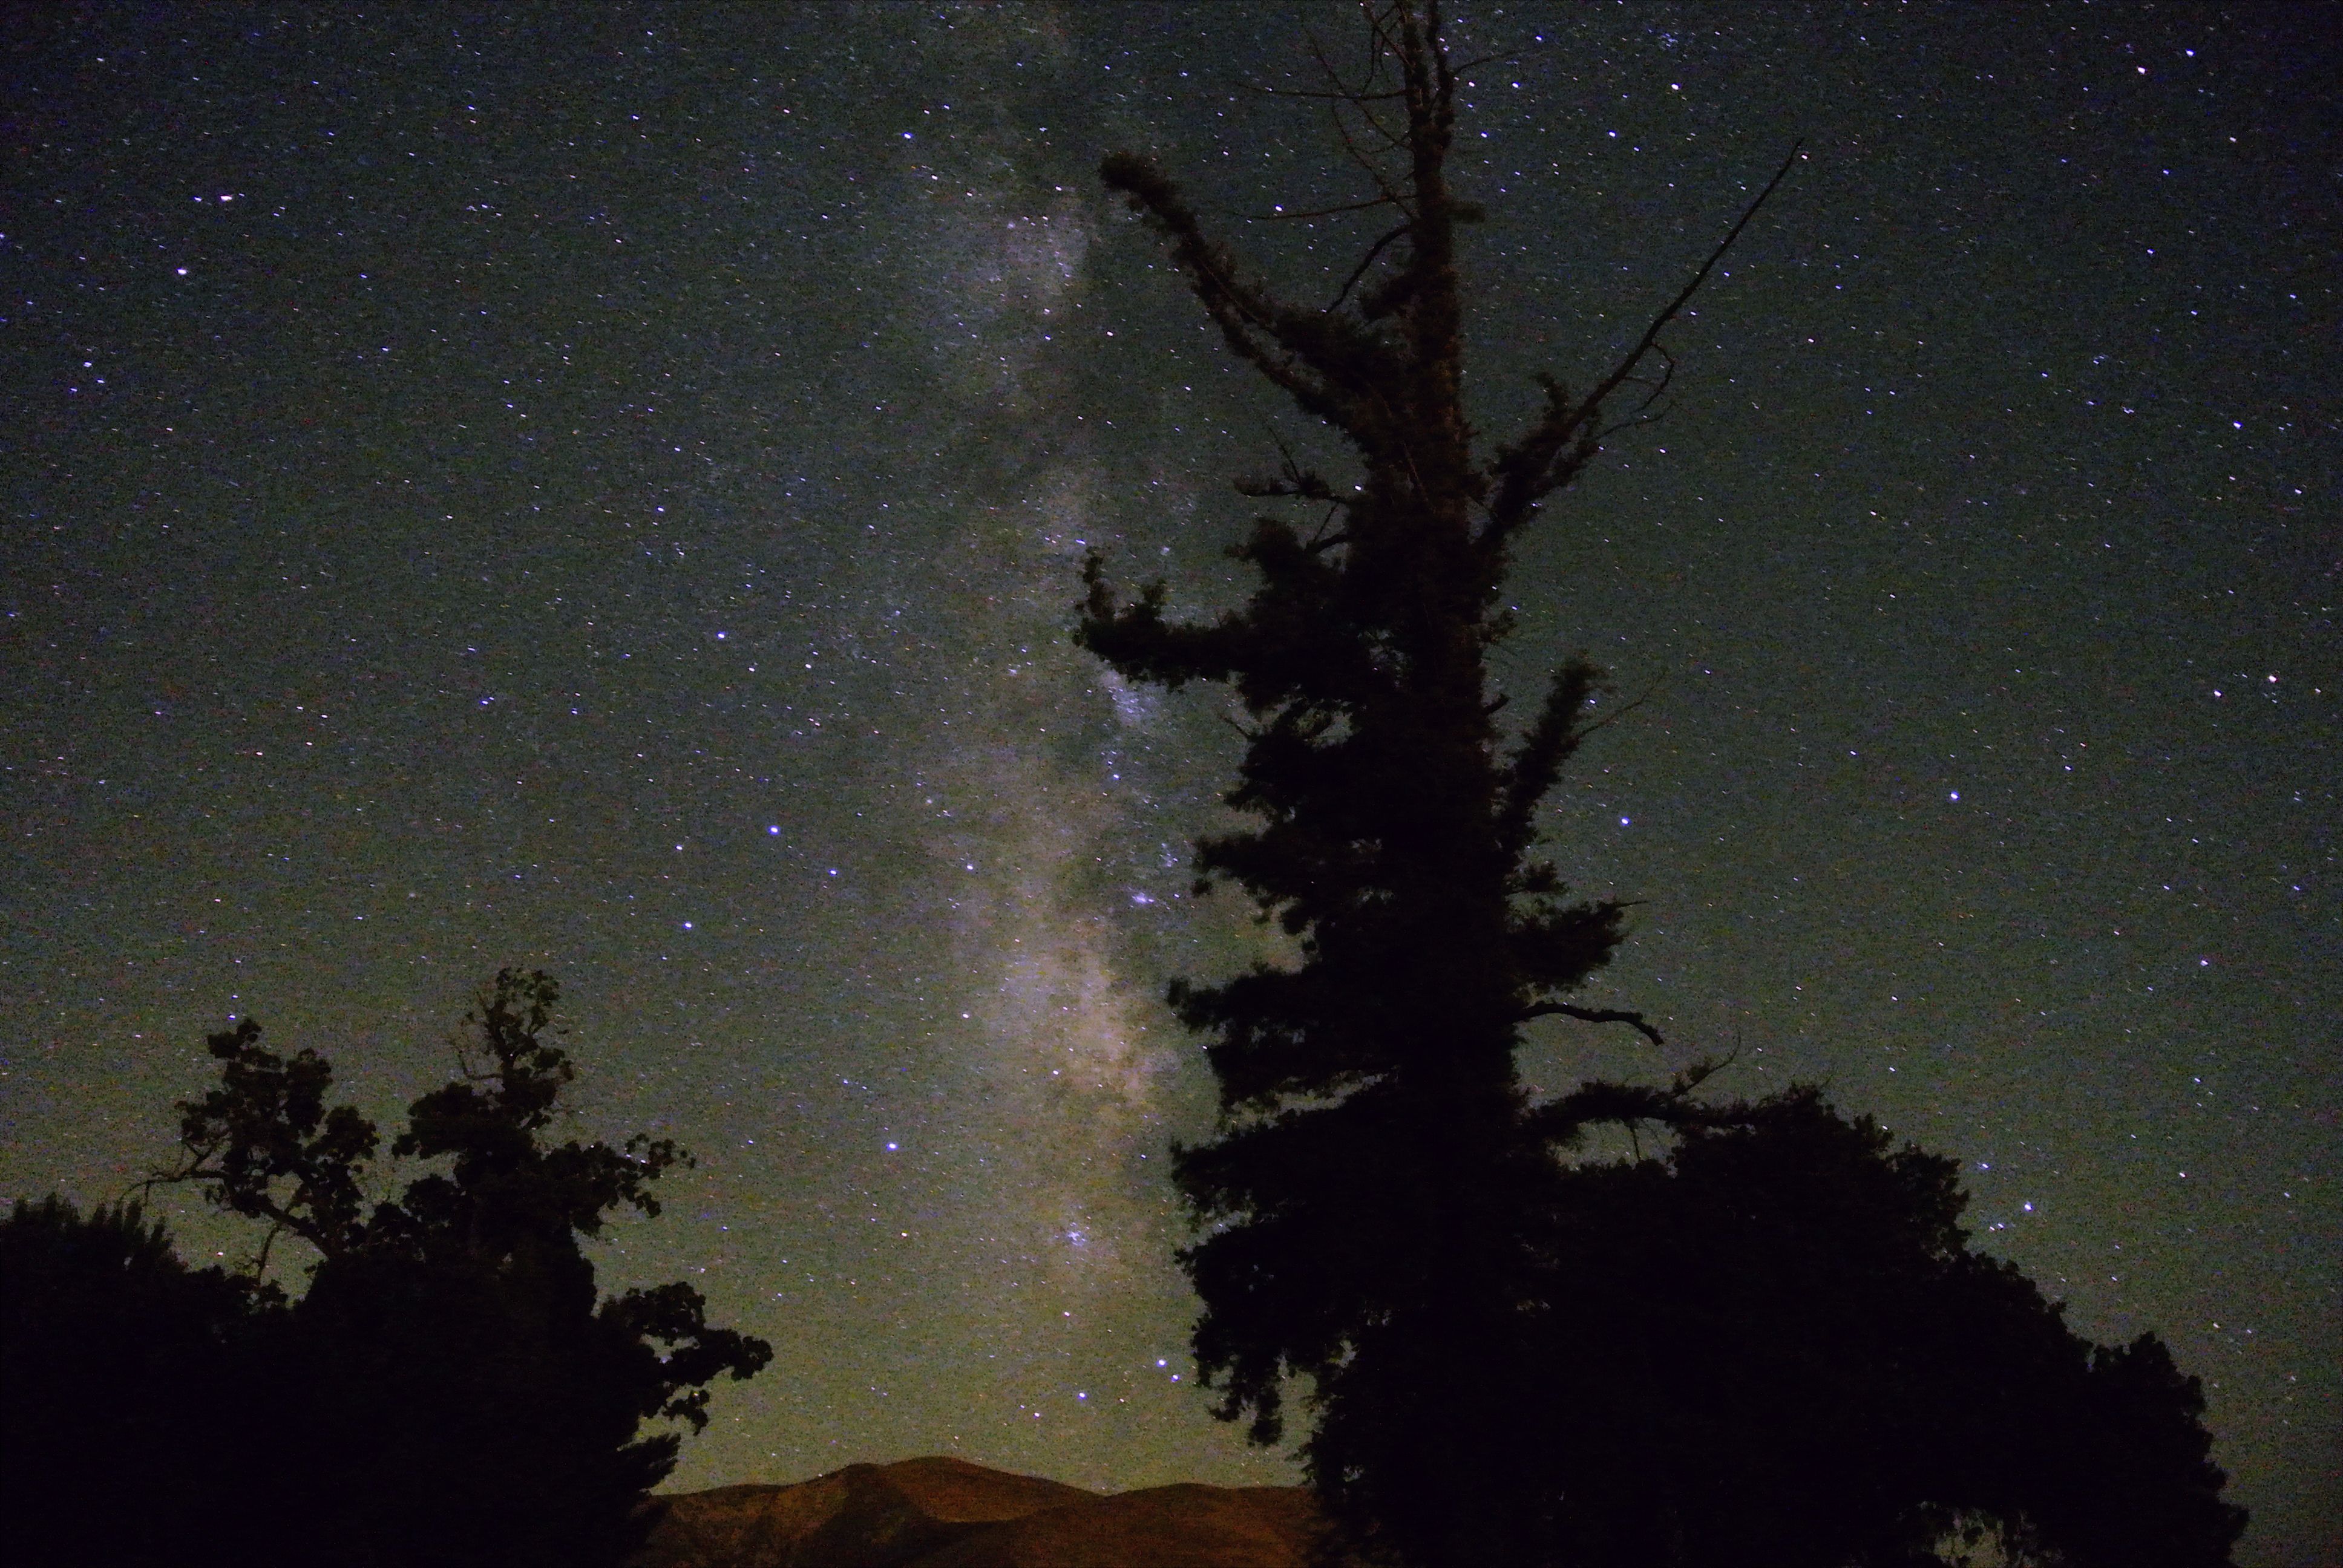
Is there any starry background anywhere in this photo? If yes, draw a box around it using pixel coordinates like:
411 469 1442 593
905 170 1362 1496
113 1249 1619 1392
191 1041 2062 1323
2 4 2335 1562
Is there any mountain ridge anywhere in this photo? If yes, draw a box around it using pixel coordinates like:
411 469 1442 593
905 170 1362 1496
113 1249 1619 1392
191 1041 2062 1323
632 1455 1337 1568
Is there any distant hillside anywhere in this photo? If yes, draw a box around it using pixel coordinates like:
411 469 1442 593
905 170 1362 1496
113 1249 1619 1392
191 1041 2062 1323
632 1455 1337 1568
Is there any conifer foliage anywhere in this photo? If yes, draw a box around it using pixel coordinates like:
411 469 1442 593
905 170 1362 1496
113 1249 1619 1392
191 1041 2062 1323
1084 3 1742 1553
1083 5 2243 1566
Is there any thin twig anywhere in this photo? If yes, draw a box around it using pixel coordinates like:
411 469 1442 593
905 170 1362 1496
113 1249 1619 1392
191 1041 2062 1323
1564 142 1803 449
1247 194 1405 223
1328 221 1412 312
1516 1001 1666 1050
1573 681 1659 740
1251 82 1411 103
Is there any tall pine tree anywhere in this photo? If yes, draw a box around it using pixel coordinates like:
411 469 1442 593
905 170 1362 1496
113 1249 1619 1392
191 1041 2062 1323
1081 4 1781 1563
1081 7 2240 1568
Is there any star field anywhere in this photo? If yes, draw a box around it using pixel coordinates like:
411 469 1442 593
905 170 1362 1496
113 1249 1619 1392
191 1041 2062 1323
2 7 2334 1562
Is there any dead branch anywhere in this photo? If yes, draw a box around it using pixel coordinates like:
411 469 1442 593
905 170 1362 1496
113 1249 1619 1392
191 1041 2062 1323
1516 1000 1666 1049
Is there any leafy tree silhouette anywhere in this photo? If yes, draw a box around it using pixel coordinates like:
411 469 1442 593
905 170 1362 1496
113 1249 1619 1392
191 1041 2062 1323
147 968 772 1568
1081 5 2242 1566
1 1195 277 1568
1506 1093 2244 1567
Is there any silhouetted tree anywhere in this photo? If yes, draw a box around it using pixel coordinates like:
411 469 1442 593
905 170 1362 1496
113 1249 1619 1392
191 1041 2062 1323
1503 1093 2245 1567
1084 3 1770 1561
1083 5 2241 1566
149 968 772 1568
1 1195 277 1568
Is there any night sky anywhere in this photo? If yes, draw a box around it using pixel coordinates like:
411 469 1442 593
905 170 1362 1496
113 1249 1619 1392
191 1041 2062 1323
4 5 2335 1561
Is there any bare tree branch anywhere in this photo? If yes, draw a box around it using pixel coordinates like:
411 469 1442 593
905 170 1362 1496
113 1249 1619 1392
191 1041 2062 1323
1247 194 1407 223
1483 142 1803 545
1516 1001 1666 1050
1573 143 1802 433
1328 221 1413 312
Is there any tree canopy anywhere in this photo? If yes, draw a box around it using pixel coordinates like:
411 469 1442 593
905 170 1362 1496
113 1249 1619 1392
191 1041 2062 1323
1506 1093 2243 1567
1 1195 273 1568
1080 5 2243 1565
2 969 770 1568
